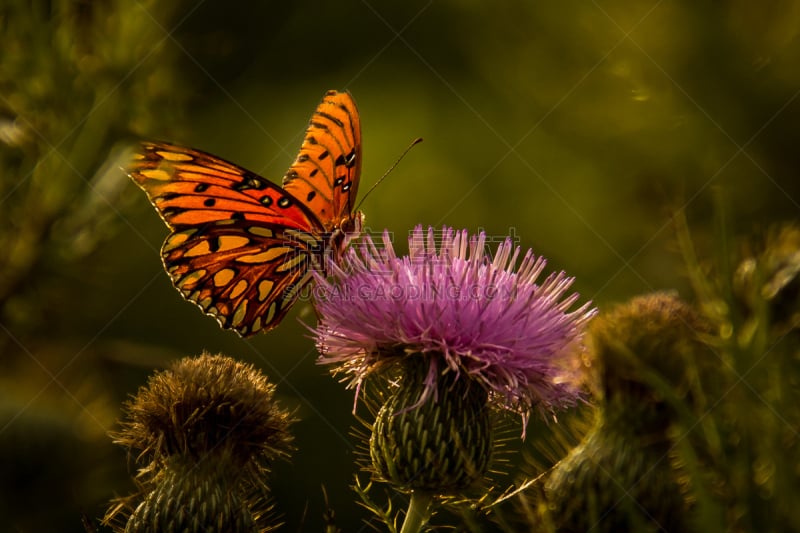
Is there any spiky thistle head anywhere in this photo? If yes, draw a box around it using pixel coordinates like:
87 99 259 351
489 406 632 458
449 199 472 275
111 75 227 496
106 353 294 532
312 226 596 425
587 292 715 428
312 226 595 495
114 352 293 467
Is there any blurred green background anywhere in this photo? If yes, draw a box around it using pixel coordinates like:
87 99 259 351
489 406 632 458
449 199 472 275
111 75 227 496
2 1 799 530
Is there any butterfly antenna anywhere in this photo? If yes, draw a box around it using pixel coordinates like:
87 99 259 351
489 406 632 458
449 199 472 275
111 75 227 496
354 137 422 211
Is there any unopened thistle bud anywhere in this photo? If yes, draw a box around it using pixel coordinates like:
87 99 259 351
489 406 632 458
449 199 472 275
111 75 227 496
544 292 714 532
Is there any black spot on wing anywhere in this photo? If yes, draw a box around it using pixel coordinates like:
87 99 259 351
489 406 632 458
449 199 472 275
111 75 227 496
344 149 357 168
333 149 357 169
161 206 184 218
283 169 299 185
316 110 344 128
209 236 221 253
234 176 267 191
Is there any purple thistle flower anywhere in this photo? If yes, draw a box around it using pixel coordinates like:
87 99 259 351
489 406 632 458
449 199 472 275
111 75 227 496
312 225 597 429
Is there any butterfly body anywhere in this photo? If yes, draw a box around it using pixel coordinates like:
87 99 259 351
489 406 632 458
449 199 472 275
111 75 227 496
128 90 363 336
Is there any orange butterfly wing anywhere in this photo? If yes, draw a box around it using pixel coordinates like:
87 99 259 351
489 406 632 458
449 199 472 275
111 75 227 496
282 90 361 231
130 142 323 232
127 90 362 336
159 223 322 336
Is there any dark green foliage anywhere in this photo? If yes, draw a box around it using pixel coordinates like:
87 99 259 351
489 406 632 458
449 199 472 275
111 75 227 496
678 220 800 532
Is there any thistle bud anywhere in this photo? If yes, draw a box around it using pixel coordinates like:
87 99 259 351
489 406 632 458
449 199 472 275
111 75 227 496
105 353 293 532
126 461 257 532
544 293 713 532
370 356 492 494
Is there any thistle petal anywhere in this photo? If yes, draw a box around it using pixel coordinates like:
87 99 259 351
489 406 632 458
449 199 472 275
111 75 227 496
312 226 597 425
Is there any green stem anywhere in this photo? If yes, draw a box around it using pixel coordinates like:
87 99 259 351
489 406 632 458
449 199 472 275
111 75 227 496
400 491 433 533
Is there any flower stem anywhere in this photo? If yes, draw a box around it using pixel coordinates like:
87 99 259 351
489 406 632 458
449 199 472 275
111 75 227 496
400 491 433 533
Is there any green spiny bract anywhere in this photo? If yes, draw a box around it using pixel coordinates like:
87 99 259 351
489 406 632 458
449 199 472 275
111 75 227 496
370 355 492 494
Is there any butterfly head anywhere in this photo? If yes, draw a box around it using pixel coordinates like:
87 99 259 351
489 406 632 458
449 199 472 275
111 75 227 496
328 211 364 260
341 210 364 237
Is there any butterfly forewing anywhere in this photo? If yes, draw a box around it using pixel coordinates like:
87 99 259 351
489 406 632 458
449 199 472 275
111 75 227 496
282 90 361 230
127 90 363 336
130 142 323 232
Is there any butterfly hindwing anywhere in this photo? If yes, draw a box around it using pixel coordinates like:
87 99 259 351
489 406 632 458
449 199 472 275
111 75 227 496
161 222 323 336
282 90 361 231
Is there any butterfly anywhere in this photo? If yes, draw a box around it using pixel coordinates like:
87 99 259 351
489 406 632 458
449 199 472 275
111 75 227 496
127 90 364 336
